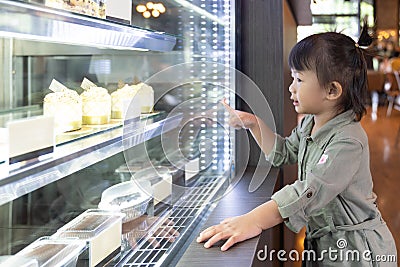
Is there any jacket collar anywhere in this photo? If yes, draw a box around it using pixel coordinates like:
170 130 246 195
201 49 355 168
299 110 357 147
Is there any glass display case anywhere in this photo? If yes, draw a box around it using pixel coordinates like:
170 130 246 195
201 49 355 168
0 0 235 266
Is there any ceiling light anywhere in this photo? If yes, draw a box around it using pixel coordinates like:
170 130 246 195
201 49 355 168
136 4 146 13
152 10 160 17
143 11 151 18
146 2 154 9
136 2 166 18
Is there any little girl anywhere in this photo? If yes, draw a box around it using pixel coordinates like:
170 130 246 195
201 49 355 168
197 32 397 266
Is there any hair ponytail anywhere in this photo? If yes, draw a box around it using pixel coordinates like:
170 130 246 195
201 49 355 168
357 18 373 47
351 19 374 121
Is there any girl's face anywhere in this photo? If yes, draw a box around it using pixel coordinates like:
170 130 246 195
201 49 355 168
289 69 329 115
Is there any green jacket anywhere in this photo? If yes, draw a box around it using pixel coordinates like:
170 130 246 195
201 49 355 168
268 110 397 266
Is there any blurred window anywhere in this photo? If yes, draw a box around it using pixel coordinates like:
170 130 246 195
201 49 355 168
297 0 374 41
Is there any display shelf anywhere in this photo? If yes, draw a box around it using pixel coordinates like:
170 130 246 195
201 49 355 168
0 113 182 206
0 0 176 51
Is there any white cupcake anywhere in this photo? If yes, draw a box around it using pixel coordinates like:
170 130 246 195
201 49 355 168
111 84 138 119
44 89 82 133
81 87 111 125
133 83 154 113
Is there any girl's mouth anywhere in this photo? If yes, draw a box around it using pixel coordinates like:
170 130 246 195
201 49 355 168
293 101 299 106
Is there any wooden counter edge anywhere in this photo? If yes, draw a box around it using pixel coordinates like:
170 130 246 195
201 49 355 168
176 166 280 267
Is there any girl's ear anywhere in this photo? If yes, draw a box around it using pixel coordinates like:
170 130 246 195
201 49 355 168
326 81 343 100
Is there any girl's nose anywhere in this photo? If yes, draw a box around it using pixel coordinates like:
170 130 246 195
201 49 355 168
289 83 295 94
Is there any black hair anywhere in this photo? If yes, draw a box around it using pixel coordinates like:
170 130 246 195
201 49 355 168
288 29 373 121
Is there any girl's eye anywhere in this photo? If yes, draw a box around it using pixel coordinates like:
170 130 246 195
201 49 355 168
296 78 302 83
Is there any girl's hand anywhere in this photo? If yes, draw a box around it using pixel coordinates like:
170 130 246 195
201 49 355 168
196 213 263 251
220 99 257 130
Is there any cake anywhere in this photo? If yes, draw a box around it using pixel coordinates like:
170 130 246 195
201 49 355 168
45 0 64 9
99 0 106 18
111 84 138 119
21 243 67 265
45 0 101 18
63 214 108 232
133 83 154 113
81 87 111 125
68 0 100 17
43 89 82 133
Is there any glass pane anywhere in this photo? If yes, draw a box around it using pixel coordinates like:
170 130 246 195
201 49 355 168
311 0 358 15
0 0 235 263
298 16 359 41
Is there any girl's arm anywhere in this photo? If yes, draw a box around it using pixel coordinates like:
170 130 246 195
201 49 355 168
196 200 283 251
221 99 276 155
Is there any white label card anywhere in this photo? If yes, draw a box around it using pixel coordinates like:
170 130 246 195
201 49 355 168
7 116 55 164
49 79 69 92
81 77 97 90
106 0 132 22
185 158 199 181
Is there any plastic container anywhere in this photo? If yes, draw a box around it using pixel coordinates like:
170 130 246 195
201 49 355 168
114 160 155 182
0 255 38 267
53 210 124 267
116 163 185 204
131 166 172 205
12 237 85 267
131 166 171 181
98 181 152 223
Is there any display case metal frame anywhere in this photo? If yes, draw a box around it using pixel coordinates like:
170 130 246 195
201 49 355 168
0 0 183 206
0 113 183 207
0 0 236 264
0 0 177 52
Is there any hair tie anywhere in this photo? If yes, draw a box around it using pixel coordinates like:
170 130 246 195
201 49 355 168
355 43 360 48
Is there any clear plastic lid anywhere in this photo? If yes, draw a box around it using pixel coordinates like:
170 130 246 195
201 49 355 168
131 166 171 181
97 181 152 223
13 237 85 267
0 255 38 267
98 181 152 210
54 209 124 240
115 160 154 174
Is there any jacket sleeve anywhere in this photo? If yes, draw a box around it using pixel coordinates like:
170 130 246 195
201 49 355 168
265 119 303 167
271 137 363 233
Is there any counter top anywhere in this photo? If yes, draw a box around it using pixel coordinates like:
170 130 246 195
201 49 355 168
176 166 280 267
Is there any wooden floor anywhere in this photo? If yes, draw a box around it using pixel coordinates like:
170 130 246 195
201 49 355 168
361 106 400 257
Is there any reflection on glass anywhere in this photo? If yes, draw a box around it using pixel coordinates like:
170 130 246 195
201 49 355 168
0 152 124 255
122 215 180 251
